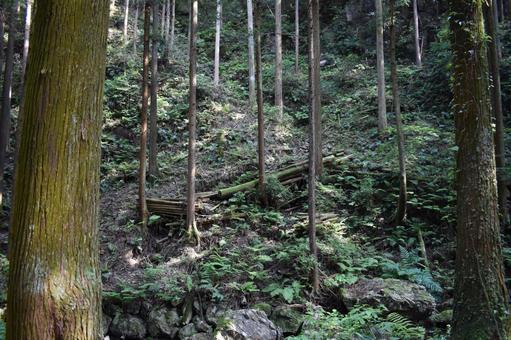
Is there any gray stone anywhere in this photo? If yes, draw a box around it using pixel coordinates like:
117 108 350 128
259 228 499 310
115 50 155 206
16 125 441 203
189 333 210 340
179 323 197 339
206 305 224 325
429 309 453 326
193 316 212 333
147 307 180 338
110 313 147 339
122 298 142 315
342 278 436 319
101 313 112 337
270 305 304 335
215 309 281 340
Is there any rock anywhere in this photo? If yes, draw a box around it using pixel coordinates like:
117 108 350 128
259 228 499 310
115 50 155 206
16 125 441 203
179 323 197 339
342 278 436 319
147 307 180 338
110 313 147 339
206 305 225 325
122 298 142 315
252 302 272 316
429 309 452 326
270 305 304 335
189 333 210 340
215 309 281 340
101 313 112 337
194 316 212 333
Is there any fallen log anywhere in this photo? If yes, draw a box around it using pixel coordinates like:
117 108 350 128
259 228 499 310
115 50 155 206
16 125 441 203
217 154 352 198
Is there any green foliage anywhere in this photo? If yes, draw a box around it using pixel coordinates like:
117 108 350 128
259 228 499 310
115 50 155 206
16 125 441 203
0 319 4 340
262 280 302 304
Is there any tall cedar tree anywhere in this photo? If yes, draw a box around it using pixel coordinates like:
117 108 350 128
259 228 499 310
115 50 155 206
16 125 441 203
149 0 159 178
449 0 511 338
124 0 130 45
134 1 139 54
255 0 268 206
412 0 422 67
389 0 407 225
484 0 509 225
275 0 283 119
139 1 151 228
295 0 300 74
308 0 320 293
20 0 32 94
247 0 256 107
6 0 109 338
164 0 171 60
214 0 222 87
375 0 387 133
187 0 201 245
0 0 17 209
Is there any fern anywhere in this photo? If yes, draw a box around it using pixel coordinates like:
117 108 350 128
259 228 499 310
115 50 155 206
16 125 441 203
375 313 425 339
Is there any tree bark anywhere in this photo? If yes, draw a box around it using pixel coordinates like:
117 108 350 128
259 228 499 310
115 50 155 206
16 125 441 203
255 0 267 206
309 0 322 175
139 1 150 229
187 0 200 245
6 1 109 338
389 0 407 226
375 0 387 133
484 1 509 226
149 0 159 178
308 0 320 294
0 0 17 210
295 0 300 74
169 0 176 58
214 0 222 87
247 0 256 107
275 0 283 120
449 0 510 338
124 0 130 45
20 0 32 93
164 0 171 60
161 1 166 37
412 0 422 67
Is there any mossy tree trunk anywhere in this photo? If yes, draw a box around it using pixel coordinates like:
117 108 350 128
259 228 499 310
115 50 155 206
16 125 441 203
449 0 511 338
375 0 387 133
6 0 109 338
389 0 407 225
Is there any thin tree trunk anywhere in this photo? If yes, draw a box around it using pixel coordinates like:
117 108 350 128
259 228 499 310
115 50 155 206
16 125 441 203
0 0 17 210
6 1 109 338
124 0 130 45
247 0 256 107
149 0 159 178
255 0 267 206
187 0 200 245
449 0 510 338
139 1 150 229
308 0 320 294
214 0 222 87
499 0 504 21
275 0 283 120
133 1 139 54
493 0 502 59
295 0 300 74
390 0 407 226
0 8 4 71
20 0 32 92
164 0 170 60
484 0 509 226
310 0 322 175
169 0 176 58
375 0 387 133
161 2 165 37
412 0 422 67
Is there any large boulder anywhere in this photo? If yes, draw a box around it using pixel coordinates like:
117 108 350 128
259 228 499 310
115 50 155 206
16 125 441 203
270 305 305 336
101 313 112 337
215 309 281 340
110 313 147 339
342 278 436 319
147 307 180 338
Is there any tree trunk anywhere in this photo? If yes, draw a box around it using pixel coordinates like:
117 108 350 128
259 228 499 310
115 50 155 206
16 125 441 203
214 0 222 87
139 1 150 228
0 8 4 69
247 0 256 108
295 0 300 74
389 0 407 226
375 0 387 133
0 0 17 210
484 1 509 226
255 0 267 206
449 0 510 338
124 0 130 45
6 1 109 338
309 0 322 175
149 0 159 179
169 0 176 58
275 0 283 120
133 1 139 54
164 0 170 60
187 0 200 245
308 0 320 294
20 0 32 93
161 2 166 37
412 0 422 67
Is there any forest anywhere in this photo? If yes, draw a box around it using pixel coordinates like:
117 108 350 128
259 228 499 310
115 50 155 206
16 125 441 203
0 0 510 339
